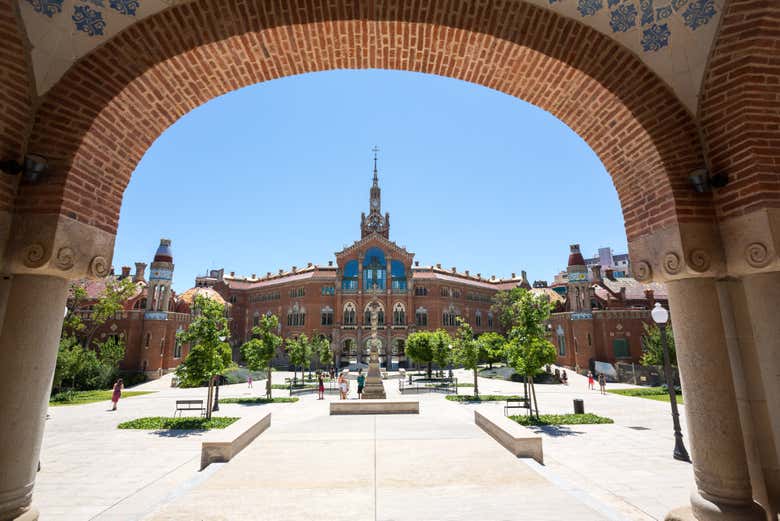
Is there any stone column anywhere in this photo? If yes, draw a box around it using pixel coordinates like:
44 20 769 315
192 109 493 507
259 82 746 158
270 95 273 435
0 275 69 521
663 278 764 521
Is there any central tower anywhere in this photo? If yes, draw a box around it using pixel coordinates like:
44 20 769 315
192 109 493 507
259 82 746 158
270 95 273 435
360 147 390 239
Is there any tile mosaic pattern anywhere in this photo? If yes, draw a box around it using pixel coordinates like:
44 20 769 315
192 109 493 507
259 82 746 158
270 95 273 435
26 0 137 36
25 0 63 17
72 4 106 36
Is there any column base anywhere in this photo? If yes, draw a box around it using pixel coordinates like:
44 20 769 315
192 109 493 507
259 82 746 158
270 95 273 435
0 505 38 521
665 491 766 521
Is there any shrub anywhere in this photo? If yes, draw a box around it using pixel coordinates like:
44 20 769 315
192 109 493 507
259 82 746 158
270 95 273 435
219 397 298 405
510 413 614 426
118 416 239 430
446 394 525 402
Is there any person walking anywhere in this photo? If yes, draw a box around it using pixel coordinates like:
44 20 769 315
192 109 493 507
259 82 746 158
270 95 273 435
110 378 124 411
561 370 568 385
598 373 607 395
247 375 253 388
357 369 366 399
587 371 595 391
317 372 325 400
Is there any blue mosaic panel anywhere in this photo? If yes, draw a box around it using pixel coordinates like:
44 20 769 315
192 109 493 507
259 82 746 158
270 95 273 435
577 0 604 16
682 0 716 29
25 0 63 17
109 0 139 16
72 5 105 36
610 4 638 32
656 5 673 19
672 0 689 11
641 23 671 51
607 0 622 7
80 0 104 7
639 0 654 25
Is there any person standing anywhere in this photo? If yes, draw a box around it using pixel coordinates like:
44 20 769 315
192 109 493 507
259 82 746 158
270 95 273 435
357 369 365 399
317 373 325 400
338 372 347 400
598 373 607 395
561 370 568 385
110 378 124 411
587 371 595 391
247 375 253 388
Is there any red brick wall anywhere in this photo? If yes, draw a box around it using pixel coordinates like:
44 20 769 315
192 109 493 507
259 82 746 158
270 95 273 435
0 0 32 212
699 0 780 218
20 0 706 240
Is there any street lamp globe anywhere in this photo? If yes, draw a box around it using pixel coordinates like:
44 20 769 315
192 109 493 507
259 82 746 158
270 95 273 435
651 302 669 325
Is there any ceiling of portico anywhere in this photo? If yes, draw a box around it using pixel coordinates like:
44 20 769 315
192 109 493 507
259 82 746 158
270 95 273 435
19 0 722 113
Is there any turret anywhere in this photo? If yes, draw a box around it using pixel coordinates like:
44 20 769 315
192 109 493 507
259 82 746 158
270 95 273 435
146 239 174 316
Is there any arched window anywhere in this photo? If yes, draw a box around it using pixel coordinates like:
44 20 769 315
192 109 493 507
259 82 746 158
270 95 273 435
364 303 385 326
442 304 458 327
342 260 359 291
144 332 151 348
475 310 482 328
321 306 334 326
253 312 260 327
343 338 356 355
287 303 305 327
487 312 494 329
415 307 428 326
392 338 405 354
362 247 386 290
174 328 183 358
391 260 407 291
393 303 406 325
134 298 146 310
343 303 356 325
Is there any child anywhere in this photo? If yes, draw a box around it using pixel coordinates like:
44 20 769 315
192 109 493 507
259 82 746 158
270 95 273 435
587 371 595 391
110 378 124 411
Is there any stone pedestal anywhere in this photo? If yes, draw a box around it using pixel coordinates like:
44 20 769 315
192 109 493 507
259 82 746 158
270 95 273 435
0 275 69 521
362 346 386 399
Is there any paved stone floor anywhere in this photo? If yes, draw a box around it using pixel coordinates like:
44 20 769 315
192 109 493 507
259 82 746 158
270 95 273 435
33 367 694 521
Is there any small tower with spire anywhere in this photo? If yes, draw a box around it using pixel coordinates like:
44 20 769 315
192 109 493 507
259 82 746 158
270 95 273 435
145 238 174 318
361 147 390 239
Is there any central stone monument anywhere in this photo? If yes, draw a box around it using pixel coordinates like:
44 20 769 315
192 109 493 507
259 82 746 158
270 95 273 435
361 290 386 399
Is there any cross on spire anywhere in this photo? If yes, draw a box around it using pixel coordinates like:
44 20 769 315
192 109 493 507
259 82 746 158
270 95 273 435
372 145 379 184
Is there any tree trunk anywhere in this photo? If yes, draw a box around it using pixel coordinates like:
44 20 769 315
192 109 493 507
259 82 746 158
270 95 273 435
266 363 272 399
473 367 479 398
529 375 539 419
427 361 432 379
205 378 214 420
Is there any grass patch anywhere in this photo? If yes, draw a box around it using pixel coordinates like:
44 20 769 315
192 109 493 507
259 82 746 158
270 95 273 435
608 387 683 404
446 394 525 402
50 390 154 406
117 416 239 430
510 413 614 426
219 397 299 405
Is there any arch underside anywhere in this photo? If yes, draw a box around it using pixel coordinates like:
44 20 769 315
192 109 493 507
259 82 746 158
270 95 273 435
20 0 709 242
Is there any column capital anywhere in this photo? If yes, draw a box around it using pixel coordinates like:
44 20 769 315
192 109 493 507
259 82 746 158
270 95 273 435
718 208 780 277
628 222 725 283
2 214 115 279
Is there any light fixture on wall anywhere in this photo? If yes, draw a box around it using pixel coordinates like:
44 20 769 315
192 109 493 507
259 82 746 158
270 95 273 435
0 154 48 183
689 168 728 193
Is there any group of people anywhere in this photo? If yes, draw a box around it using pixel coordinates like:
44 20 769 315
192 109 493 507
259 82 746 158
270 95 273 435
587 371 608 395
334 369 365 400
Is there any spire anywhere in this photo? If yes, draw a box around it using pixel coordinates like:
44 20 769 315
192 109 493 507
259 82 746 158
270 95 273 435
372 145 379 186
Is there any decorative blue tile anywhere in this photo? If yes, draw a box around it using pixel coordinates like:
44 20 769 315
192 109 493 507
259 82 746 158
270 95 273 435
72 5 106 36
641 23 670 51
25 0 63 17
607 0 622 8
656 5 672 19
80 0 105 7
672 0 688 11
639 0 654 25
682 0 716 29
109 0 139 15
610 4 638 32
578 0 604 16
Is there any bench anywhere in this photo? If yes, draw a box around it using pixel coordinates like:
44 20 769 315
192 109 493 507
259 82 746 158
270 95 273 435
504 398 529 416
200 411 271 470
174 399 205 418
475 409 543 464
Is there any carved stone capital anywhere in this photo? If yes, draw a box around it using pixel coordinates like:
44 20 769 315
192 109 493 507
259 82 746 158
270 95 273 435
2 214 116 279
627 222 725 282
719 208 780 277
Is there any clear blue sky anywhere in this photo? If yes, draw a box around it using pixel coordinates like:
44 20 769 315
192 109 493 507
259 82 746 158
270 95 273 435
115 69 627 292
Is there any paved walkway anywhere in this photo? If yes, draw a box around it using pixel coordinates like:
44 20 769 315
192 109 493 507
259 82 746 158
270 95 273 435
33 369 694 521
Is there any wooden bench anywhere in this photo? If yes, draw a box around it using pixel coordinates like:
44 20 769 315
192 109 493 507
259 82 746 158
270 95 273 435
174 399 205 418
504 398 529 416
475 409 543 464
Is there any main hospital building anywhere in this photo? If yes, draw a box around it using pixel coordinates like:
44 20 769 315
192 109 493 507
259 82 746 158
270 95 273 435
81 163 667 377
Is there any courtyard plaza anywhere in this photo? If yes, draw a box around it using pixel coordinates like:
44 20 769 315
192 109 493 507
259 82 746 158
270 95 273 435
34 368 692 521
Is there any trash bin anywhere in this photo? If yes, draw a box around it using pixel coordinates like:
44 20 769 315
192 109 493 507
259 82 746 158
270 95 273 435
573 398 585 414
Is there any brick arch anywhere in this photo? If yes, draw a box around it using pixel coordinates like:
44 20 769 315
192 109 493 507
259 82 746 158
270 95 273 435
21 0 709 241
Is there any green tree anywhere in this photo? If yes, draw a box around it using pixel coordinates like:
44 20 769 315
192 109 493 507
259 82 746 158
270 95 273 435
175 295 232 419
63 277 137 348
286 334 312 383
431 329 452 377
241 313 282 399
453 318 481 397
312 334 333 371
405 331 435 378
478 331 507 368
640 322 677 367
498 288 557 417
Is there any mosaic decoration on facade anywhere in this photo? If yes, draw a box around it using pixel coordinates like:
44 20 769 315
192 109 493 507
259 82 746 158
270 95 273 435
26 0 138 36
551 0 716 51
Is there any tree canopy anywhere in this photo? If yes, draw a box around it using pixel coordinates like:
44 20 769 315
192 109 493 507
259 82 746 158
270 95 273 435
453 318 481 397
640 322 677 366
478 331 507 368
240 313 282 398
405 331 435 377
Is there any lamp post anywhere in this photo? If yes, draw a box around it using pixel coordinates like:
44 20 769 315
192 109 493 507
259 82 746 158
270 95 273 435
651 303 690 462
213 334 227 412
448 344 454 380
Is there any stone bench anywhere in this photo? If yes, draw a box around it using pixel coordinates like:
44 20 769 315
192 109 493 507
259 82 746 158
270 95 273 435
474 409 543 464
329 400 419 415
200 411 271 470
